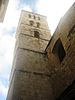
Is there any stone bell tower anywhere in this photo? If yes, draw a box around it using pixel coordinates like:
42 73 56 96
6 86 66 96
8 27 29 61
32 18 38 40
7 10 54 100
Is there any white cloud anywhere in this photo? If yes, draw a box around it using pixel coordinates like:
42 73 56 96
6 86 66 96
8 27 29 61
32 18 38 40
0 80 8 96
3 0 32 31
0 1 32 98
0 0 32 99
0 34 15 79
4 0 20 30
23 6 32 12
37 0 74 34
0 0 32 80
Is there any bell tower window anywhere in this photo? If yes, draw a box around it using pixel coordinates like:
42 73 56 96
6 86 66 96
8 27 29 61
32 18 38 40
36 22 40 28
34 31 39 38
38 17 40 20
34 15 36 19
30 20 34 26
29 14 31 18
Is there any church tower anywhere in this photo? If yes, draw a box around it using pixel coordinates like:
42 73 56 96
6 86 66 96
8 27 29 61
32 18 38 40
7 11 54 100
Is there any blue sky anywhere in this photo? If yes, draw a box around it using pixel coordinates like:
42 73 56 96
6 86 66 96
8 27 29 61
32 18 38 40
18 0 38 11
0 0 75 100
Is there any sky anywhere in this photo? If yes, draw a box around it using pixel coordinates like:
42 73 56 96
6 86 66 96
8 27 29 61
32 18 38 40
0 0 75 100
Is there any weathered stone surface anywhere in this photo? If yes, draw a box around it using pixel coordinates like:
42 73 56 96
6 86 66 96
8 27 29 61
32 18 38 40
7 70 54 100
7 3 75 100
46 3 75 98
7 10 53 100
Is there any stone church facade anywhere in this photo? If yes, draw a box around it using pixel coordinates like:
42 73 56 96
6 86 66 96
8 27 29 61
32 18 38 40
7 3 75 100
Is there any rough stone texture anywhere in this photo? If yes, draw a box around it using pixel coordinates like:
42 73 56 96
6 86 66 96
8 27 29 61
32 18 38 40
46 3 75 99
16 10 50 40
7 11 54 100
7 70 54 100
13 49 50 74
16 34 49 53
7 3 75 100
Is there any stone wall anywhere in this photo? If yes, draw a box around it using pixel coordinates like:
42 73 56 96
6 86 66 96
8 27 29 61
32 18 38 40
7 3 75 100
7 49 54 100
46 3 75 98
7 11 53 100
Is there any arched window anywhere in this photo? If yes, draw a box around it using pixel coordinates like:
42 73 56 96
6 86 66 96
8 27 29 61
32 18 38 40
52 38 66 62
36 22 40 28
29 14 31 18
29 20 34 26
34 15 36 19
38 17 40 20
34 31 39 38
